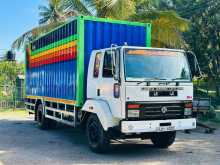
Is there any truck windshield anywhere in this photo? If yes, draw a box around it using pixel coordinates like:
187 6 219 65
124 49 191 81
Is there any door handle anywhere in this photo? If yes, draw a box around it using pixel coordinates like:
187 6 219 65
97 89 100 96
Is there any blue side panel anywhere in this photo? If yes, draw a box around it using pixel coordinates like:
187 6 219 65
26 60 76 100
84 20 147 98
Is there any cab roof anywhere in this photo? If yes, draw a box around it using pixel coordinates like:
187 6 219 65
96 46 185 53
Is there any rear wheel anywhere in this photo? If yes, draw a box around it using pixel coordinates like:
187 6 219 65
86 114 110 153
151 131 176 148
37 104 56 130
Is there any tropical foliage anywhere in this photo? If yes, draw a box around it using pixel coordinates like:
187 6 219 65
159 0 220 78
0 61 24 86
39 0 65 24
0 61 23 99
12 0 68 49
62 0 136 20
11 0 220 79
130 0 189 48
12 0 188 49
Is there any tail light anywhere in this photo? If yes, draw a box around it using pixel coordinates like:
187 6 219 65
185 103 193 108
114 83 120 98
184 102 193 116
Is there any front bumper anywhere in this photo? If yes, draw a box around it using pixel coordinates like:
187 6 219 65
121 118 196 133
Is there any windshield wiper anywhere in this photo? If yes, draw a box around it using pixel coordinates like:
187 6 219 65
137 77 167 85
152 77 167 81
172 78 188 81
137 81 148 85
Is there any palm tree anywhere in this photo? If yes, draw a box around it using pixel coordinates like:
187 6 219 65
63 0 189 48
12 0 189 49
39 0 65 24
12 23 62 49
134 0 189 48
62 0 135 20
12 0 135 49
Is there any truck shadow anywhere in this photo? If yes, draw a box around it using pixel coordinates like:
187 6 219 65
0 118 216 165
59 124 178 155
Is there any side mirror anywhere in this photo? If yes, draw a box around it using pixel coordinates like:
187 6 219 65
186 51 202 78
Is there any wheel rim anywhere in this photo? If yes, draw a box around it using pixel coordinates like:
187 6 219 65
88 121 99 144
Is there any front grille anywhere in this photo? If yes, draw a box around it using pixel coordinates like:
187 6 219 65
127 102 184 120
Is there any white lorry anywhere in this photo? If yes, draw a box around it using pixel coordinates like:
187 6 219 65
25 16 198 153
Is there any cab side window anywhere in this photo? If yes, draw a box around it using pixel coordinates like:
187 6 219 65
103 52 113 78
93 52 102 78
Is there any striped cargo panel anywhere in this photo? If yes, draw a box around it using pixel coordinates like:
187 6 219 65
28 41 77 68
26 20 78 100
28 40 77 68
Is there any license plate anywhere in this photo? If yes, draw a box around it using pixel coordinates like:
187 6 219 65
156 126 175 132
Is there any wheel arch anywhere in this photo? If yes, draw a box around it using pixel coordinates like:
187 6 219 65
81 99 118 131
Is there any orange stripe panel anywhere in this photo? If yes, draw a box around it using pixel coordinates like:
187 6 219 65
30 46 76 63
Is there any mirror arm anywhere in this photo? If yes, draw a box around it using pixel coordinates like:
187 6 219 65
117 76 121 84
187 51 203 78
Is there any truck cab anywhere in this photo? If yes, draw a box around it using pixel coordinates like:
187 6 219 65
82 46 196 152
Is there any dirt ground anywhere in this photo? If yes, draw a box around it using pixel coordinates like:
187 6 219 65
0 111 220 165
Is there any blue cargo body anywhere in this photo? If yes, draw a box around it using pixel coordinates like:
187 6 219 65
26 16 151 106
26 60 76 100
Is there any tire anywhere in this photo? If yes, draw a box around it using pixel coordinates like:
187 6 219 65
37 104 56 130
151 131 176 148
86 114 110 153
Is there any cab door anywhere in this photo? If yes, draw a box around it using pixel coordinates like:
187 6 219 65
87 51 103 100
98 50 122 118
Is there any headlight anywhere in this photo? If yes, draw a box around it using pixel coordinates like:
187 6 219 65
128 110 140 118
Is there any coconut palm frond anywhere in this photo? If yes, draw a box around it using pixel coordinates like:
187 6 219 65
12 30 33 50
12 22 63 50
63 0 94 16
130 9 189 48
39 0 65 25
98 0 135 19
12 0 65 50
12 0 190 51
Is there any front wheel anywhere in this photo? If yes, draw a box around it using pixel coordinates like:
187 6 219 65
151 131 176 148
86 114 110 153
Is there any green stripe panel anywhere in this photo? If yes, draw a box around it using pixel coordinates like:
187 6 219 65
31 35 77 56
146 24 152 47
24 45 28 97
76 16 85 107
83 15 150 27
